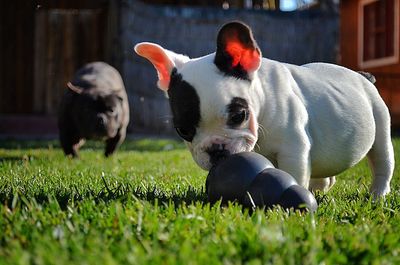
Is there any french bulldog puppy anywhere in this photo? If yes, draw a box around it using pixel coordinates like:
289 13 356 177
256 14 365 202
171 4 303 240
135 21 394 197
58 62 129 157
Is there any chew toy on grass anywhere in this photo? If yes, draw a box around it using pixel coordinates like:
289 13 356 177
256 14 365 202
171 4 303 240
206 152 318 212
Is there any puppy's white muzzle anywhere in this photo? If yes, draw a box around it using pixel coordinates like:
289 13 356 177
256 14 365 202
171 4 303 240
189 131 257 170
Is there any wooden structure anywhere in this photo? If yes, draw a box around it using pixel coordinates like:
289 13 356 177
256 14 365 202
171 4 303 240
340 0 400 126
140 0 281 10
0 0 118 136
1 0 339 137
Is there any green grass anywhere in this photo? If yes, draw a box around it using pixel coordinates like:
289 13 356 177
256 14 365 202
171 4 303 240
0 138 399 265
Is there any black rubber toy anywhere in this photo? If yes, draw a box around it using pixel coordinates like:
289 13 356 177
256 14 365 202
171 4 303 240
242 168 298 208
206 152 318 212
206 152 274 204
278 185 318 212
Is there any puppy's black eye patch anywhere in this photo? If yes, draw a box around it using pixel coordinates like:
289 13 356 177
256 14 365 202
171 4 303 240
168 68 201 142
227 97 249 127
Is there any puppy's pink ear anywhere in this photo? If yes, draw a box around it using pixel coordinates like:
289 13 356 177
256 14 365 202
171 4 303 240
214 21 261 79
135 42 175 91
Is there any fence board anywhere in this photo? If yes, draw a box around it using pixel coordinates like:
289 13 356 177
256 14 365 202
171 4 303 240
0 1 35 114
33 11 47 113
374 73 400 125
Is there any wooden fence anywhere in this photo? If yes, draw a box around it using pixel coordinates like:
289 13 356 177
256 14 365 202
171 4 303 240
0 1 108 116
33 9 105 115
0 1 35 114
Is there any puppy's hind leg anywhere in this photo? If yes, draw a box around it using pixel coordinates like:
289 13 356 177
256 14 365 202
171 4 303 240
309 176 336 193
367 104 395 197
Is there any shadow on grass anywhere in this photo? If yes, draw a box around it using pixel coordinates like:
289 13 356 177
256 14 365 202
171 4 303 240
0 140 59 150
0 177 342 214
0 179 208 211
0 138 186 152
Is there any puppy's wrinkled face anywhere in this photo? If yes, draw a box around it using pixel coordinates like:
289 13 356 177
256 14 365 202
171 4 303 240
169 57 259 170
135 21 261 170
73 93 123 139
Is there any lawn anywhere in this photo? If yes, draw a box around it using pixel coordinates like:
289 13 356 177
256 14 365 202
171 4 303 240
0 138 399 265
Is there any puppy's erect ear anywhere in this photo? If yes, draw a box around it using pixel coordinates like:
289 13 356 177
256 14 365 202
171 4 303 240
67 82 84 94
135 42 190 91
214 21 261 80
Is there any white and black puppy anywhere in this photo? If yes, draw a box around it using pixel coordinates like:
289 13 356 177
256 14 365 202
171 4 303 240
135 21 394 197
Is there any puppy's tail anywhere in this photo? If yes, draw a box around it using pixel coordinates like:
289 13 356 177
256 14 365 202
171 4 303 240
358 71 376 84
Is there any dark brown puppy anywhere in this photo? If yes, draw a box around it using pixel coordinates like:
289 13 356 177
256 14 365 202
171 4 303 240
58 62 129 157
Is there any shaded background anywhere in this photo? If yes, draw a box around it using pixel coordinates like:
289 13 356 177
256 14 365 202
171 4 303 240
0 0 399 138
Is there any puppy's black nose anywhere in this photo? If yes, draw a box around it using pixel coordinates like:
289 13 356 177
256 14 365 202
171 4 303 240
96 115 107 130
207 144 230 165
